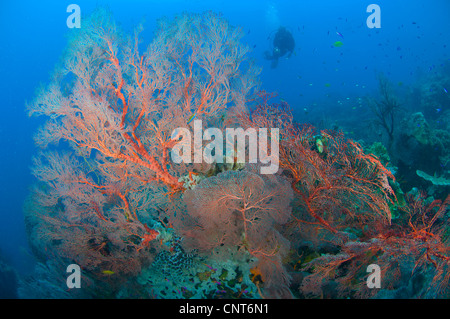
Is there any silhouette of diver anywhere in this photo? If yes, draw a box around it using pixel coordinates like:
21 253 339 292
264 26 295 68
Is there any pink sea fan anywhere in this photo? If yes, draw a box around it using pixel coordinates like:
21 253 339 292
180 168 294 297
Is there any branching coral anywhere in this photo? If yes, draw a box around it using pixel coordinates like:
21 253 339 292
25 9 259 296
24 7 447 300
301 192 450 298
173 168 294 298
237 92 395 240
368 73 401 150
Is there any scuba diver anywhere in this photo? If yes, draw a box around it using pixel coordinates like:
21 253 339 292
264 26 295 68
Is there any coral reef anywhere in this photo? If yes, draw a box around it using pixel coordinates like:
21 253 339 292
391 108 449 193
176 168 294 298
417 62 450 119
300 191 450 298
368 73 401 150
416 170 450 186
404 112 432 145
24 9 263 298
23 8 450 300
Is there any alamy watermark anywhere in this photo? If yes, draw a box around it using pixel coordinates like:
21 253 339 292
66 4 81 28
366 4 381 29
366 264 381 289
170 120 280 175
66 264 81 289
66 4 380 30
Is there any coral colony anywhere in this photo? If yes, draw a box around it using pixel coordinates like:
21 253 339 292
22 9 450 299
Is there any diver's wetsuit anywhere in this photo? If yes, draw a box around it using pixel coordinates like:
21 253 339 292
265 26 295 68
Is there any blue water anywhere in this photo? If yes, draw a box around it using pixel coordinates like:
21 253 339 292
0 0 449 298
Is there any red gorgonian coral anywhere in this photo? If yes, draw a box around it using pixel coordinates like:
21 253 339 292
25 9 259 292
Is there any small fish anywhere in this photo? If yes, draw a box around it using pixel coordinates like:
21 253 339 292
324 83 331 87
336 31 344 38
204 263 217 271
436 108 441 113
187 112 197 124
333 41 343 47
444 88 448 93
316 139 324 153
102 270 115 275
253 44 256 49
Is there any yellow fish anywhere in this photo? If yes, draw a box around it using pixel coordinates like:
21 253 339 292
333 41 343 47
102 270 115 275
187 112 197 124
316 139 324 153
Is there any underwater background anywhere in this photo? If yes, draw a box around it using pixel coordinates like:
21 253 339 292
0 0 449 299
